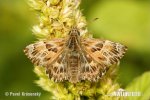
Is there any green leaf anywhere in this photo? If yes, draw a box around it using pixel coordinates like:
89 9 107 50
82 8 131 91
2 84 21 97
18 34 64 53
125 71 150 100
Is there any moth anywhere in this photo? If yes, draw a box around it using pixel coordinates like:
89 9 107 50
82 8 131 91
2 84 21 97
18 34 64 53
24 27 127 83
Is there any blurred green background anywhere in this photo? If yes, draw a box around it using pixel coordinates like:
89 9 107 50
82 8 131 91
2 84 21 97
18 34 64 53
0 0 149 100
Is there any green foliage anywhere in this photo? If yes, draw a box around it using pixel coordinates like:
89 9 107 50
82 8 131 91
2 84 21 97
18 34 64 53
126 71 150 100
87 1 150 52
0 0 149 100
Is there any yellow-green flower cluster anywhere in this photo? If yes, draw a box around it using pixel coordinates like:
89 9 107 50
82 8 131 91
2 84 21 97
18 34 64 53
28 0 124 99
28 0 88 40
34 64 123 100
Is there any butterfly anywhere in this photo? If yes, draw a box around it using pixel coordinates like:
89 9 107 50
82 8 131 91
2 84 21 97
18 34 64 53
24 27 127 83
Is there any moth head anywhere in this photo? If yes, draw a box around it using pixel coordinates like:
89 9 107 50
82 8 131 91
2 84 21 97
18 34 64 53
69 26 80 36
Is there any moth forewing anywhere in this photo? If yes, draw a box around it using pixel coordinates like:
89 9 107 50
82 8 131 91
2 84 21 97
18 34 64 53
24 39 65 67
81 39 127 67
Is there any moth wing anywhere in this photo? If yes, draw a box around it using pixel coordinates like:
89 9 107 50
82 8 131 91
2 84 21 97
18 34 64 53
45 52 68 82
80 38 127 81
80 54 108 81
81 38 127 67
24 38 65 67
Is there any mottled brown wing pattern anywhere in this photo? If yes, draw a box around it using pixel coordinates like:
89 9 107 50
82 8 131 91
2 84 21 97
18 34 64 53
80 54 108 81
45 53 68 82
81 38 127 80
24 27 127 83
24 39 67 80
